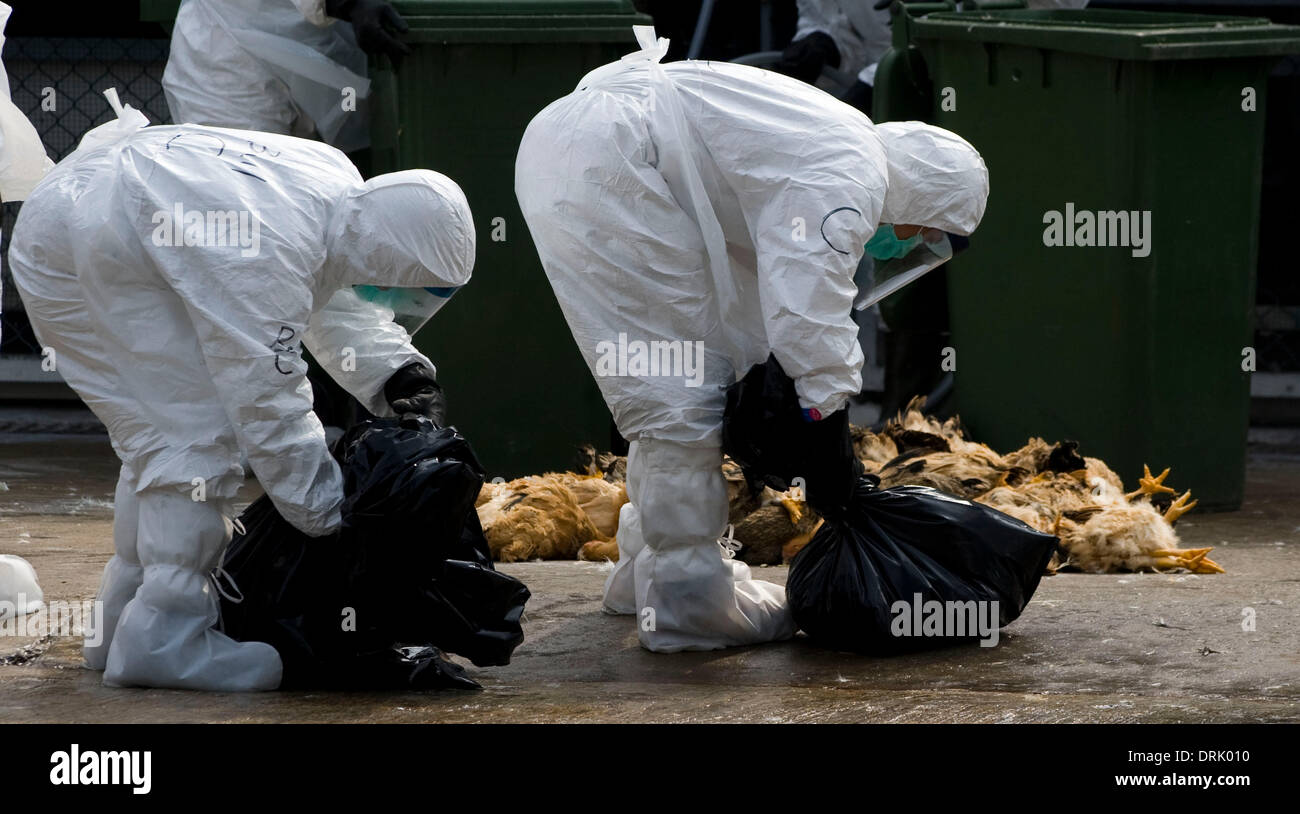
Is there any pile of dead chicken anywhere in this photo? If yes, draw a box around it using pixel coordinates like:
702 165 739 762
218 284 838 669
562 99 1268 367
474 398 1222 575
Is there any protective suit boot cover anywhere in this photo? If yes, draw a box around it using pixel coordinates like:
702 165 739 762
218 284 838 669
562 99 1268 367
604 443 753 615
603 501 643 615
104 491 282 691
630 440 794 652
84 472 145 670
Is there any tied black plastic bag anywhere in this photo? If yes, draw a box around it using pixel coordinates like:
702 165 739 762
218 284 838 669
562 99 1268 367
219 416 530 689
722 356 1056 653
786 476 1056 653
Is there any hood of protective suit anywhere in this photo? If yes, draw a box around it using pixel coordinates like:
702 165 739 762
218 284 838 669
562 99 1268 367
325 169 476 290
875 121 989 236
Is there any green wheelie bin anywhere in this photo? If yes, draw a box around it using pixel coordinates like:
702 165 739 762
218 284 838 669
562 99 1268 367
370 1 649 478
874 1 1300 509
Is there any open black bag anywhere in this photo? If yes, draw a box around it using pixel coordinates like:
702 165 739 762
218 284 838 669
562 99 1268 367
219 416 530 689
723 355 1056 654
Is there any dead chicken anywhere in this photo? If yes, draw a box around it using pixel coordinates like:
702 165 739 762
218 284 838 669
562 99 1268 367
549 471 627 538
476 475 608 562
858 398 1221 575
729 487 821 565
1054 465 1218 573
850 424 898 474
877 446 1012 499
977 461 1219 574
868 397 1028 498
576 443 627 482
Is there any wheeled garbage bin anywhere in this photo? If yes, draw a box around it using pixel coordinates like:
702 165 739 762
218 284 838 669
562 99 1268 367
370 1 648 477
874 1 1300 508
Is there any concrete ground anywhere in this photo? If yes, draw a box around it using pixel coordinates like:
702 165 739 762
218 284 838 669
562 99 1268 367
1 431 1297 723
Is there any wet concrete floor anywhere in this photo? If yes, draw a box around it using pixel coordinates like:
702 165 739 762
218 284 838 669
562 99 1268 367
1 434 1297 722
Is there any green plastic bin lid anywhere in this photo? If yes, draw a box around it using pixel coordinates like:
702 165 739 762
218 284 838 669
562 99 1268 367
143 0 647 40
394 0 639 11
392 0 647 41
913 9 1300 60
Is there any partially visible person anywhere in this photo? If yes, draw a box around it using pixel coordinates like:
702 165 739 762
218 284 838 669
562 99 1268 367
775 0 890 113
8 106 473 691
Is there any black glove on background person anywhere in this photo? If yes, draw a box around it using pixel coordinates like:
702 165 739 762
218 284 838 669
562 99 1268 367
774 31 841 85
793 408 863 515
384 362 447 427
326 0 411 64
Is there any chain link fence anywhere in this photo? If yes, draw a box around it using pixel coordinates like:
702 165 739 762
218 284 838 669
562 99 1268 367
1 36 172 355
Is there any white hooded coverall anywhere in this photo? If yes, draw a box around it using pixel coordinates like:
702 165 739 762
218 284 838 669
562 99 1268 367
8 115 475 690
516 27 988 652
163 0 370 151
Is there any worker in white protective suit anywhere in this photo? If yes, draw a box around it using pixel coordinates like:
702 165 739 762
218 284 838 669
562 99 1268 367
516 27 988 653
776 0 892 111
8 100 474 691
164 0 409 152
777 1 1088 112
165 0 415 442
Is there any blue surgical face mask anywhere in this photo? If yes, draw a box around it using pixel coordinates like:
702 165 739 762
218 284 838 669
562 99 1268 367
865 224 924 260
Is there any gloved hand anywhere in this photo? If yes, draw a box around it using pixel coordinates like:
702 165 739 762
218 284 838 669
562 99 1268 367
325 0 411 64
841 80 874 116
793 407 863 514
384 362 447 427
774 31 841 85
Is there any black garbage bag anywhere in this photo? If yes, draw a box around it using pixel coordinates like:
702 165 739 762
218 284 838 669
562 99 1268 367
219 416 530 689
786 476 1057 653
722 356 1056 654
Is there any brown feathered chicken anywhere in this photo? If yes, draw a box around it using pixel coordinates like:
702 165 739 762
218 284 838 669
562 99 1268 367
549 472 627 538
576 443 627 482
1050 465 1217 573
476 476 608 562
870 398 1026 498
856 398 1222 575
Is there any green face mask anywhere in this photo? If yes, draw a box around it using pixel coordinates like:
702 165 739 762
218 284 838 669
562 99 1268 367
865 224 924 260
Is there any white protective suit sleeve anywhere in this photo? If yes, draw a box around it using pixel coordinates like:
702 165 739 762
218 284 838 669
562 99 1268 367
301 287 435 417
714 113 885 416
292 0 330 26
0 2 53 203
122 146 343 538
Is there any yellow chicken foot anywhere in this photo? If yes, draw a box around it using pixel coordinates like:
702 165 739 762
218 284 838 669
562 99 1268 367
1163 490 1199 525
1149 547 1225 574
1125 464 1176 501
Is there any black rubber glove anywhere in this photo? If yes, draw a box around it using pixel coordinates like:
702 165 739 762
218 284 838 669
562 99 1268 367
326 0 411 64
793 408 863 515
384 362 447 427
841 79 874 116
774 31 841 85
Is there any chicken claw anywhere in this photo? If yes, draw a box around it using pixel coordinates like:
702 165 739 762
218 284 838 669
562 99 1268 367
1126 464 1176 501
1149 547 1224 574
1163 490 1198 525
